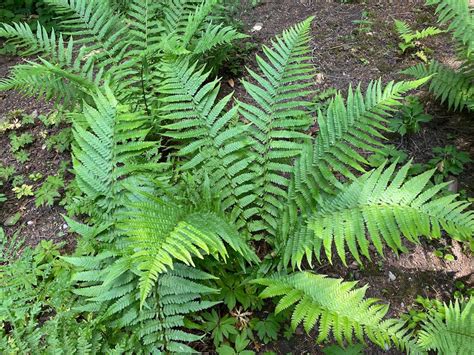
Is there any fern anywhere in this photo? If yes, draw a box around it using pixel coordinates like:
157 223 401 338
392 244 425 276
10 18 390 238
395 19 444 53
279 78 429 268
427 0 474 56
403 60 474 111
286 161 474 267
159 58 254 227
238 16 315 237
71 85 164 221
0 0 243 110
403 0 474 112
253 272 421 353
66 254 220 353
417 298 474 354
119 189 257 304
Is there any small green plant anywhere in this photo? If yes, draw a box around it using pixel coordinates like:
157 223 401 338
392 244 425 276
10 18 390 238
12 183 34 199
28 172 43 182
13 149 30 163
45 128 72 153
389 96 432 135
353 10 374 34
201 310 240 347
35 175 64 207
428 145 472 182
401 296 445 331
0 164 15 184
395 19 443 55
433 245 455 261
9 132 33 152
217 332 255 355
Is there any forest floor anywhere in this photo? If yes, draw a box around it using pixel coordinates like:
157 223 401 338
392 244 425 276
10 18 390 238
0 0 473 353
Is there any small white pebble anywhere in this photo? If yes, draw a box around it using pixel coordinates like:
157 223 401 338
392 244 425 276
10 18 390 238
27 220 34 226
388 271 396 282
251 23 263 32
62 224 68 230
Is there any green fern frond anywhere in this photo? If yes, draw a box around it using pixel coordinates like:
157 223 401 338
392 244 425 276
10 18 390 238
253 272 422 353
69 253 218 352
238 17 315 236
303 161 473 266
126 0 164 55
0 22 67 58
159 58 255 227
417 297 474 354
403 61 474 111
279 78 429 268
395 19 444 42
427 0 474 56
119 189 256 304
0 59 97 106
72 86 163 219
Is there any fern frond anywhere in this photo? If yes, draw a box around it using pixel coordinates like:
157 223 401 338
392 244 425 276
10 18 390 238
0 22 66 58
299 161 474 266
395 19 443 43
279 78 429 267
72 86 163 219
427 0 474 56
253 272 422 353
238 17 315 236
119 189 256 304
403 61 474 111
42 0 126 68
417 298 474 354
159 58 255 227
69 252 218 352
0 59 96 106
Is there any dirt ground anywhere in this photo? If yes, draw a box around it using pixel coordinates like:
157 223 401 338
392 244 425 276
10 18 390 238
0 0 473 353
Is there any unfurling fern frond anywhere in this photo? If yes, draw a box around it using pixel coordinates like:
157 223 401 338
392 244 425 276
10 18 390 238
403 61 474 111
302 161 473 266
427 0 474 56
238 17 315 237
253 272 421 353
417 298 474 354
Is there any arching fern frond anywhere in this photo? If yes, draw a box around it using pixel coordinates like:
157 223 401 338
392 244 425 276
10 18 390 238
417 297 474 354
278 79 429 268
238 17 315 236
0 59 97 106
403 61 474 111
301 161 474 266
0 22 67 58
253 272 421 353
42 0 126 68
119 189 257 304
